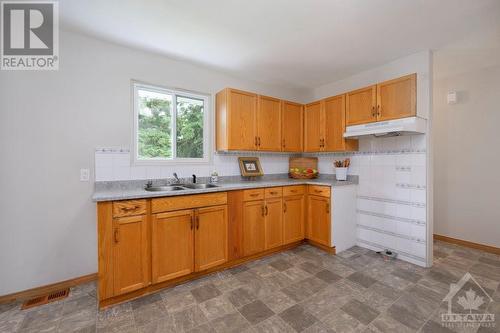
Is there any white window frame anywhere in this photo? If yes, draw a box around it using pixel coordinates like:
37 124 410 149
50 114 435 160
132 82 210 165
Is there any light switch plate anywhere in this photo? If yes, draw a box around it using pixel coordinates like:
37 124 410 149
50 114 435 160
80 168 90 181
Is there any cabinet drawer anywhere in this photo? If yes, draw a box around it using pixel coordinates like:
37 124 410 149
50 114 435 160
283 185 305 196
152 192 227 213
112 200 147 217
265 187 282 199
308 185 331 198
243 189 265 201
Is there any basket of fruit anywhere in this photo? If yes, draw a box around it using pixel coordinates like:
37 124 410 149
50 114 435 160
288 157 318 179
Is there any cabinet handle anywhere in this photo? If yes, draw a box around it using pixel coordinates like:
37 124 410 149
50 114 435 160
261 205 265 217
371 106 376 117
121 205 138 212
255 136 258 147
250 193 259 197
258 137 261 146
270 191 277 195
114 229 119 243
282 139 285 148
377 105 381 117
315 189 322 193
196 215 200 230
290 190 297 193
283 202 287 213
190 215 194 230
326 203 330 214
265 205 268 216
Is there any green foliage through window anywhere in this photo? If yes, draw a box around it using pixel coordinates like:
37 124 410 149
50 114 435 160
136 86 205 161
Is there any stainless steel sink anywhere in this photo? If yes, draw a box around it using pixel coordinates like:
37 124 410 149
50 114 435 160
181 183 219 189
144 186 186 192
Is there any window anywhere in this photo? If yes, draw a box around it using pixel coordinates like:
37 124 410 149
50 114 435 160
133 83 209 164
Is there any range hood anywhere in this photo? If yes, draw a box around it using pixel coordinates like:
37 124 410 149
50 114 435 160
343 116 427 138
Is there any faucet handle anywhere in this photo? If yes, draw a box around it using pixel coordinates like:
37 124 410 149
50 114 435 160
145 180 153 188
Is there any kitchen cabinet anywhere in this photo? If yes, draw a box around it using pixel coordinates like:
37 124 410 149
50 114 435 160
304 101 322 152
282 101 303 152
242 200 266 256
323 95 358 152
216 88 258 151
346 85 377 126
195 205 228 271
305 97 358 152
377 74 416 121
264 198 283 249
346 73 416 125
307 193 331 247
152 210 194 283
283 193 305 244
112 215 150 295
257 95 282 151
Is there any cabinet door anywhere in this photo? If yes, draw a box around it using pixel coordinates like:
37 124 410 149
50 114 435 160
323 94 346 151
243 200 266 256
283 195 305 244
195 205 228 272
152 210 194 283
346 85 377 126
257 96 282 151
264 198 283 249
377 74 416 121
304 101 322 152
282 101 303 152
307 195 331 247
228 89 257 150
112 215 149 295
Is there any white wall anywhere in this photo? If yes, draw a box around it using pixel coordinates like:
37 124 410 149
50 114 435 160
312 51 432 266
433 27 500 247
0 30 306 295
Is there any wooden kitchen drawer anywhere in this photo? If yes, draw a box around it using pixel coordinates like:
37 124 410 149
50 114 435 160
112 200 147 217
308 185 331 198
283 185 305 196
152 192 227 213
243 189 265 201
265 187 282 199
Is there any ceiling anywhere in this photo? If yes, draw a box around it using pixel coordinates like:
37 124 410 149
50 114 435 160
60 0 500 90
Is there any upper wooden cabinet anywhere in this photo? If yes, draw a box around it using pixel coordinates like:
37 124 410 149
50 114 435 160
346 85 377 126
377 74 416 121
216 88 258 151
305 96 358 152
282 101 303 152
324 95 358 152
304 101 322 152
346 73 416 126
257 95 282 151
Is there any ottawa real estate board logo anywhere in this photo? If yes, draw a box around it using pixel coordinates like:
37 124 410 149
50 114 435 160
1 1 59 70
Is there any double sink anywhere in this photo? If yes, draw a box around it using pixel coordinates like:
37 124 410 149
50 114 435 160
145 183 219 192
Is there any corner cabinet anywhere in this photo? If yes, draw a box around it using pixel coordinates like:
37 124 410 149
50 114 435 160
304 96 358 152
282 101 303 152
346 73 416 126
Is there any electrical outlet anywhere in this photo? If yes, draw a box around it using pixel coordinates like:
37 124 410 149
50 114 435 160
80 168 90 182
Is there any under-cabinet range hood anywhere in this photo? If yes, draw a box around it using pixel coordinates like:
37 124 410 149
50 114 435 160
343 116 427 138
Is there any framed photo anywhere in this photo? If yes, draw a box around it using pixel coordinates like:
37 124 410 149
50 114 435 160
238 157 264 177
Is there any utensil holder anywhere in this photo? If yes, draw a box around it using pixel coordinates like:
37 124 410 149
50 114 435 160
335 167 348 181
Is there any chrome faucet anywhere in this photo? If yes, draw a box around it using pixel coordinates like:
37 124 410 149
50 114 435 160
192 174 197 184
172 172 180 184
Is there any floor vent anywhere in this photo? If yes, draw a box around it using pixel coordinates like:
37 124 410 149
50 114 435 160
22 289 69 310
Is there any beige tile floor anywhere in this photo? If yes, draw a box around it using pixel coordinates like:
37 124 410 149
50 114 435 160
1 241 499 332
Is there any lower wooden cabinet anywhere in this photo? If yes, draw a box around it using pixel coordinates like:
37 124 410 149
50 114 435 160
152 210 194 284
264 198 283 249
283 195 305 244
195 205 228 271
112 215 150 295
243 200 266 256
152 206 228 283
307 194 331 247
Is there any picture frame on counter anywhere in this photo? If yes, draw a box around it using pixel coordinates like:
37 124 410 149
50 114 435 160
238 157 264 177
